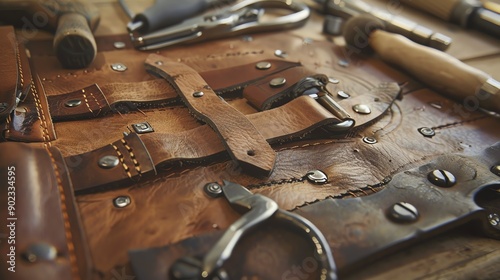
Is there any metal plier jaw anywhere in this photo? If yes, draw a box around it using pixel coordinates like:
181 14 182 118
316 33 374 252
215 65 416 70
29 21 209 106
197 181 337 279
130 0 310 50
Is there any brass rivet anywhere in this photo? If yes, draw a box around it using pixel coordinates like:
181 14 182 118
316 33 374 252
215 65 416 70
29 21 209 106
98 155 119 169
256 61 272 70
269 77 286 88
64 99 82 108
352 104 371 114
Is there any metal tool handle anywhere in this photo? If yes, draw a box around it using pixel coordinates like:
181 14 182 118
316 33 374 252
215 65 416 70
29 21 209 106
371 29 500 113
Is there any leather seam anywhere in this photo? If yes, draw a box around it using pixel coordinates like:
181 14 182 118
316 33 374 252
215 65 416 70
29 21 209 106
81 91 95 116
121 138 142 176
111 141 133 179
31 80 51 146
45 147 80 280
15 41 24 89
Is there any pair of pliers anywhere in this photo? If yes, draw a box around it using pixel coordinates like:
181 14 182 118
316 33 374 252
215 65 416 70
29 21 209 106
199 181 337 279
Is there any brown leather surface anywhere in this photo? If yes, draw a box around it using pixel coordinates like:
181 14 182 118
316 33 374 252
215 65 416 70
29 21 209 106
2 29 500 280
0 26 18 120
0 143 91 280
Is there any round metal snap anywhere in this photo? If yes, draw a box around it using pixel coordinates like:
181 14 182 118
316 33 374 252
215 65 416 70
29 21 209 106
113 196 131 208
64 99 82 108
362 136 377 144
306 170 328 184
22 243 58 263
387 202 419 223
418 127 435 138
337 90 350 99
193 91 204 98
111 63 127 72
256 61 272 70
98 155 120 169
352 104 371 114
269 77 287 88
204 182 223 198
113 41 126 49
427 169 456 188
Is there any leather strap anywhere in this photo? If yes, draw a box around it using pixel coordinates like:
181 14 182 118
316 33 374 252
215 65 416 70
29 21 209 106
68 80 400 193
47 59 299 121
0 26 19 121
0 143 91 280
145 55 277 177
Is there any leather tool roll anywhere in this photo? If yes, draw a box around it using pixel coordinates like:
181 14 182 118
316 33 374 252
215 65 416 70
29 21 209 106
1 22 500 280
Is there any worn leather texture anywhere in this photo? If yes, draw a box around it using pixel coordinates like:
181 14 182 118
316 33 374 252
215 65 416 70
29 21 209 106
1 27 500 280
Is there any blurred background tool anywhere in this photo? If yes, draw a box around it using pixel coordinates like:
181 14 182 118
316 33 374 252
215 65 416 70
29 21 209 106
130 0 310 50
343 14 500 114
0 0 100 69
394 0 500 38
120 0 236 33
314 0 452 51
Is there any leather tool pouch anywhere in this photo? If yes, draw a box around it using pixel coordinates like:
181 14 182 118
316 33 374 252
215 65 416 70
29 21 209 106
1 18 500 280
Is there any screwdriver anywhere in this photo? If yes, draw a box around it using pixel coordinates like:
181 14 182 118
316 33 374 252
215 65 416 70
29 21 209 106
119 0 236 34
395 0 500 38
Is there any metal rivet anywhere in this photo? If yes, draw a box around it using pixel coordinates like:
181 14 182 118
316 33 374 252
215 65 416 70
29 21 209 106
256 61 272 70
113 196 131 208
193 91 204 98
155 61 163 65
427 169 456 188
337 90 350 99
491 165 500 176
269 77 286 88
306 170 328 184
488 213 500 227
274 49 288 58
0 102 8 112
98 155 119 169
64 99 82 108
363 136 377 144
132 122 154 134
352 104 371 114
113 41 126 49
388 202 419 223
22 243 57 263
418 127 435 138
329 77 340 84
204 182 223 198
338 59 349 67
111 63 127 72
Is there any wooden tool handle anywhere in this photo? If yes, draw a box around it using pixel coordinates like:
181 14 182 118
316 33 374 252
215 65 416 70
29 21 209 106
53 13 97 69
398 0 460 21
370 29 500 113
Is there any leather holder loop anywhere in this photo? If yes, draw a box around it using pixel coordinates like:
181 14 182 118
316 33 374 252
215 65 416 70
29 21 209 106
0 143 91 280
68 132 156 192
145 54 277 178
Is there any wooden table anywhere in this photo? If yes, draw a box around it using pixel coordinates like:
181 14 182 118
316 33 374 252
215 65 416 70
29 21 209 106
72 0 500 278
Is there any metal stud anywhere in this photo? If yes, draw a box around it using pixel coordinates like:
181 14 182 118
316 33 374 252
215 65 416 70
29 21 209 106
427 169 456 188
491 165 500 176
338 59 349 67
22 243 57 263
274 49 288 58
337 90 350 99
193 91 204 98
352 104 371 114
256 61 272 70
113 196 131 208
269 77 286 88
98 155 120 169
113 41 126 49
204 182 223 198
418 127 435 138
64 99 82 108
111 63 127 72
362 136 377 144
488 213 500 228
388 202 419 223
132 122 154 134
306 170 328 184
